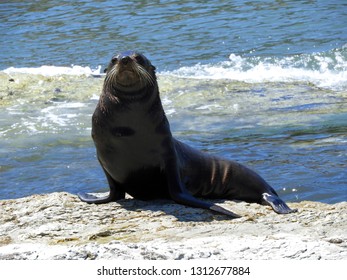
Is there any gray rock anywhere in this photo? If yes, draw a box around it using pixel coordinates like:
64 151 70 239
0 192 346 260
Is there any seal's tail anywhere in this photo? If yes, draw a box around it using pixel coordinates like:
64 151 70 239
262 193 298 214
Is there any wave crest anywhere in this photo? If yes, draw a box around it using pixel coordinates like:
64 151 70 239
165 48 347 91
2 65 103 77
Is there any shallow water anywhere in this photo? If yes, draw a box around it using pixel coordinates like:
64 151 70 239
0 0 346 203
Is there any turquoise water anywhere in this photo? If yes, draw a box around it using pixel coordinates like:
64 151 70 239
0 0 346 203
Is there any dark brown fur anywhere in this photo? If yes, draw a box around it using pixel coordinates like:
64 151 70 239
78 51 297 217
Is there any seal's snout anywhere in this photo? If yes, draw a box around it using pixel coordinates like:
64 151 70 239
104 51 156 92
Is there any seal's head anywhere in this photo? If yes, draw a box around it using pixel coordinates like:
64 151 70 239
104 51 156 94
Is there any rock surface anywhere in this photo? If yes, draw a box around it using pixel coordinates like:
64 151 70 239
0 192 346 260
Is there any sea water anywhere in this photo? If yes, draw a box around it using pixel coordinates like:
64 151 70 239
0 0 346 203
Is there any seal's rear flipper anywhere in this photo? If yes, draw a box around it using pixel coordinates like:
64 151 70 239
170 191 241 218
210 205 241 218
166 155 241 218
262 193 297 214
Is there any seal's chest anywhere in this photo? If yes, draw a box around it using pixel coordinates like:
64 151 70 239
110 126 135 137
102 124 166 169
122 167 170 200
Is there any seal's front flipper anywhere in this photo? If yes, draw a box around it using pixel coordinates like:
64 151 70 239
78 192 114 204
78 165 125 204
262 193 297 214
78 187 126 204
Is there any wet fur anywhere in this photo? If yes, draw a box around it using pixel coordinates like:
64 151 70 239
78 51 297 217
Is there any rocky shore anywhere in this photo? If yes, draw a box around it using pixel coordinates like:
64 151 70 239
0 192 346 260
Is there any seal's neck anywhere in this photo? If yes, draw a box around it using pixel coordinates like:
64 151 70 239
99 83 162 117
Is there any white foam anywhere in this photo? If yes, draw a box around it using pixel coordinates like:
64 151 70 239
38 102 86 128
2 65 103 77
196 104 223 110
55 102 86 109
2 50 346 91
164 51 347 91
90 94 100 100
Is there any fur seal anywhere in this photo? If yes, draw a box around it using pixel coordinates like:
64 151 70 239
78 51 297 217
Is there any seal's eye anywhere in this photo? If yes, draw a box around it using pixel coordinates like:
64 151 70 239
111 57 118 64
134 54 145 65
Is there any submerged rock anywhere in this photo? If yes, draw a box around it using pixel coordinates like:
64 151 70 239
0 192 346 260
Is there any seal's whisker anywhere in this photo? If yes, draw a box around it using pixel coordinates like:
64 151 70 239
104 66 118 89
128 63 148 86
131 64 144 84
137 64 155 86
